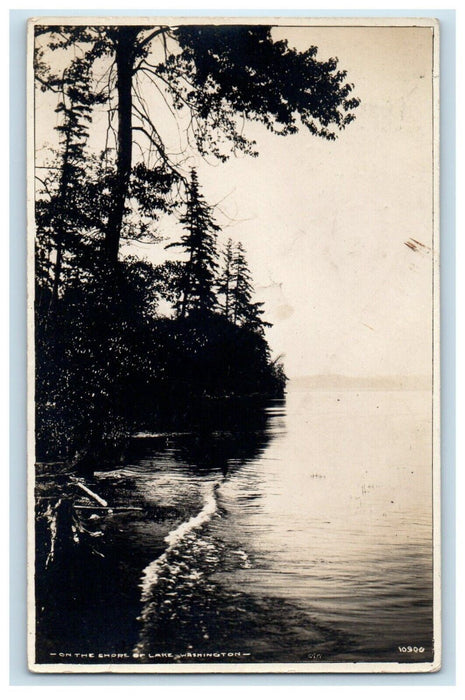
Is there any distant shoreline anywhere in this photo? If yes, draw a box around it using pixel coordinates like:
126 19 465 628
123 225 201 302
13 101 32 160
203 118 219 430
287 375 432 391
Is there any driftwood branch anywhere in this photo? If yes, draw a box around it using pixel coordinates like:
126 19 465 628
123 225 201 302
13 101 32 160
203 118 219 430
75 482 108 507
74 505 144 511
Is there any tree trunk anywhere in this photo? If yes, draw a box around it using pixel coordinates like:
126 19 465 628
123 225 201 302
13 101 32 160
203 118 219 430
225 279 229 319
51 236 64 311
105 28 139 264
50 131 72 313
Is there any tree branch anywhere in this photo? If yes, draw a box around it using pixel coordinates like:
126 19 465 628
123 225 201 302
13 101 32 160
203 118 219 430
35 175 54 200
141 64 199 113
136 26 172 53
131 125 187 187
35 74 61 93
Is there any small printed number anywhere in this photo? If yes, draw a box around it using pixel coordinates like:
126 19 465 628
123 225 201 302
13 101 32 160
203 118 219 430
398 646 425 653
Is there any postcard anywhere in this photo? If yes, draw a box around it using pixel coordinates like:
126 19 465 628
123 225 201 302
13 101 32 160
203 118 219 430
27 16 440 673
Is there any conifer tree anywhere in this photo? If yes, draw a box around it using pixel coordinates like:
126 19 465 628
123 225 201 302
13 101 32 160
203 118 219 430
35 55 105 311
217 238 235 321
231 242 251 326
243 300 271 336
230 242 271 335
166 169 220 317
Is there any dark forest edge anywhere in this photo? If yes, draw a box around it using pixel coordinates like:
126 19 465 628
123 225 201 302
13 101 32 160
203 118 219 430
34 24 359 474
36 164 287 474
36 237 287 474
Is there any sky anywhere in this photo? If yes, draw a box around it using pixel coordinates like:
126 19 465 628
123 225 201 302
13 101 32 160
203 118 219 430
35 22 435 379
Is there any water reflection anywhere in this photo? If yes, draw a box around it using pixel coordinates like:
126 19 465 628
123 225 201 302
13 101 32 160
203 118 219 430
35 396 283 664
128 396 285 477
208 388 434 662
36 389 434 666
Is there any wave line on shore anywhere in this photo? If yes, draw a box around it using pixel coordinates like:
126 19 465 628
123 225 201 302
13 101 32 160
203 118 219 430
138 482 220 603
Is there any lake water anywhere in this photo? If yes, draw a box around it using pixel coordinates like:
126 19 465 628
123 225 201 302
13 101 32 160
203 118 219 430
36 385 434 665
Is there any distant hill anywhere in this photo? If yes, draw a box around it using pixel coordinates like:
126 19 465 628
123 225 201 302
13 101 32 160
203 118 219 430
288 375 432 391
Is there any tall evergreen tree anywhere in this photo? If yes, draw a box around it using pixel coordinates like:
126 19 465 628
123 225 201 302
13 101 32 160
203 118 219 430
217 238 235 321
230 242 271 335
166 169 220 317
231 242 253 326
35 55 105 312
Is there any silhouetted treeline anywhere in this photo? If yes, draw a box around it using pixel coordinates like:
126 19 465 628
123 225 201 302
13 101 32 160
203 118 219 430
33 24 360 471
35 175 286 470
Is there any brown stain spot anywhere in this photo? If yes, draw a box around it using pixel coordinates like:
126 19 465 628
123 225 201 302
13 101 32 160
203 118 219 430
274 304 294 321
404 237 431 254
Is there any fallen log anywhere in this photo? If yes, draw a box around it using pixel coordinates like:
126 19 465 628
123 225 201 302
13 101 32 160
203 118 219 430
75 482 108 507
74 505 143 511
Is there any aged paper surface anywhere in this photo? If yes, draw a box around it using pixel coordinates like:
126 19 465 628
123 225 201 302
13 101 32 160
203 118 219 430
27 16 440 673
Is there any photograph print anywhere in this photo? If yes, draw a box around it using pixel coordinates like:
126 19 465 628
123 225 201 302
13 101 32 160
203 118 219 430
28 17 440 673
